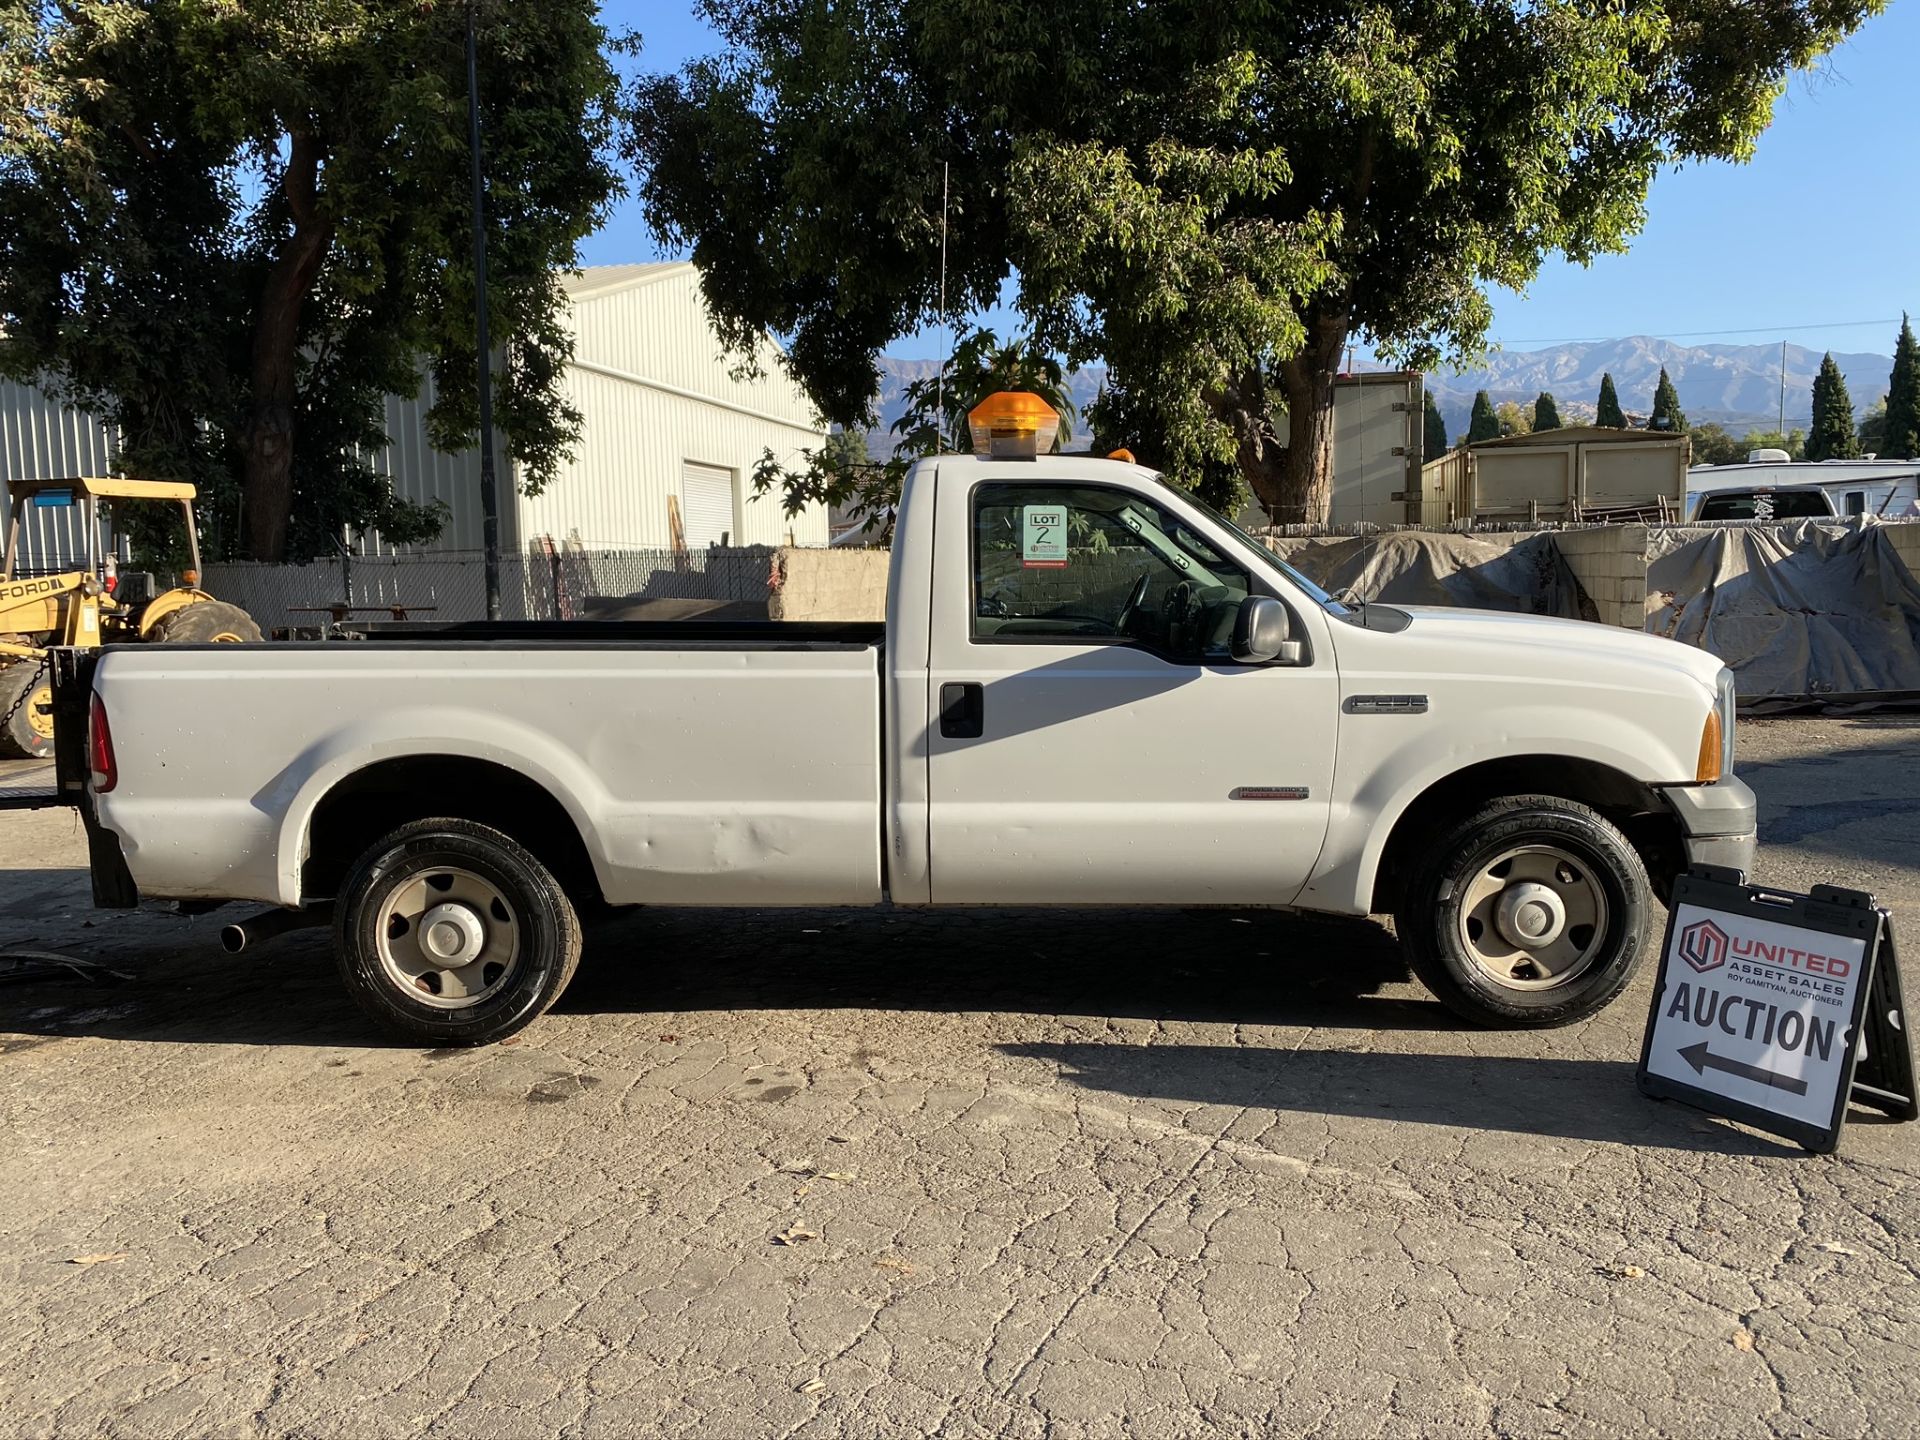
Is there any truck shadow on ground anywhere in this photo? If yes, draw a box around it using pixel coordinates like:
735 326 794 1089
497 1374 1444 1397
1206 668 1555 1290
563 905 1439 1030
0 903 1437 1046
995 1041 1795 1156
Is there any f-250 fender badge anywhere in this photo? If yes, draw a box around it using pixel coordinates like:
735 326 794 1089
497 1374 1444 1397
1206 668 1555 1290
1230 786 1310 801
1344 694 1429 714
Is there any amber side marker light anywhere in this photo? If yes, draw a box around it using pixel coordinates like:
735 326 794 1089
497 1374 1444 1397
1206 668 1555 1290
968 391 1061 459
1696 708 1723 783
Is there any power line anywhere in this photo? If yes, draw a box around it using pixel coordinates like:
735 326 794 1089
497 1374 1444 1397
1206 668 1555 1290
1495 317 1903 345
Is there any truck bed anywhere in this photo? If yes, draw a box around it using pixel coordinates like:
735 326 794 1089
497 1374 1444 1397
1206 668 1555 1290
87 635 886 909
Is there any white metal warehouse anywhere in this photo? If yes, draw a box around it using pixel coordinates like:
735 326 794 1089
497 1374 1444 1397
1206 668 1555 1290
0 261 829 569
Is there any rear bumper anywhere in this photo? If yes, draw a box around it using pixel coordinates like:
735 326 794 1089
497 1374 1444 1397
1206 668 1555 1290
1658 776 1758 879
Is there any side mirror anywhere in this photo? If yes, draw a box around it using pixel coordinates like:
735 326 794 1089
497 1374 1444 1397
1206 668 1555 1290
1230 595 1304 665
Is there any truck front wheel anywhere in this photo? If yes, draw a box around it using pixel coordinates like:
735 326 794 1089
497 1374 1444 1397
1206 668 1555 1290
1395 795 1651 1028
334 819 582 1046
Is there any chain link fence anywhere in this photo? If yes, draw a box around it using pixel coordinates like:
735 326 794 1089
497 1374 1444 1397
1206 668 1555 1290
204 545 779 635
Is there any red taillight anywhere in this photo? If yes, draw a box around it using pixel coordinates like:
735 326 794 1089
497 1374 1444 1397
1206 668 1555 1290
89 693 117 793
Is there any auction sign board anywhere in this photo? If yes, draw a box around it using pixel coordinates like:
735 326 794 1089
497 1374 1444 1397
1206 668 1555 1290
1639 867 1912 1152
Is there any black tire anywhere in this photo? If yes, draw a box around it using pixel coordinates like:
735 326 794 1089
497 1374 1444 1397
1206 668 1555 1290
334 819 582 1046
0 660 53 759
1395 794 1652 1028
150 599 263 644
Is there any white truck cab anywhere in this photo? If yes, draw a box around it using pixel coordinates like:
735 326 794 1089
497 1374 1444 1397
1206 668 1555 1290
65 392 1755 1044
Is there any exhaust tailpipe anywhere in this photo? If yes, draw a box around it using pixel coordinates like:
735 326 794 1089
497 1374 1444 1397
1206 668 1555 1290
220 904 332 954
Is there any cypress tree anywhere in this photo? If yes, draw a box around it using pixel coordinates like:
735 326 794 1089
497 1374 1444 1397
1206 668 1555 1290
1805 352 1858 461
1647 367 1687 432
1467 390 1500 443
1531 392 1561 431
1595 373 1626 428
1884 313 1920 459
1423 389 1448 458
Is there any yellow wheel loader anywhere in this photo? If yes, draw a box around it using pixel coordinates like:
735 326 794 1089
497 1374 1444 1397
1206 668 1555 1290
0 477 262 758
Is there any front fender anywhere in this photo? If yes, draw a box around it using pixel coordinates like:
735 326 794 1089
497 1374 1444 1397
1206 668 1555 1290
1300 701 1696 917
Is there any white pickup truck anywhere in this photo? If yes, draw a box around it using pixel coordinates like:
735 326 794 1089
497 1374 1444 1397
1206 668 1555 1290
58 403 1754 1044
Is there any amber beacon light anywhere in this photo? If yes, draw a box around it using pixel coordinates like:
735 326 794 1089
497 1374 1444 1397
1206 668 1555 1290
967 391 1061 458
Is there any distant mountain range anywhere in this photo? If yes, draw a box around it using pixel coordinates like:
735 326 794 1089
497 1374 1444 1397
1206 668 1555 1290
871 337 1897 455
1416 337 1894 443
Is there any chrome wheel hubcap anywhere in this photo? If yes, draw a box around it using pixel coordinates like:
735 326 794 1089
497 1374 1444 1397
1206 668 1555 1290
375 865 520 1009
1458 844 1608 991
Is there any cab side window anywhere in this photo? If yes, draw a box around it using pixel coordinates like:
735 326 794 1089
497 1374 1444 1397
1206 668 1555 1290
971 483 1251 660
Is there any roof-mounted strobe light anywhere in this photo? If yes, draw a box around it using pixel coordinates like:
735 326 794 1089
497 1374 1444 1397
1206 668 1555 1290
968 391 1061 459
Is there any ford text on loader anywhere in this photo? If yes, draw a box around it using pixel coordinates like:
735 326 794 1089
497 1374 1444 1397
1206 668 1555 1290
58 393 1756 1044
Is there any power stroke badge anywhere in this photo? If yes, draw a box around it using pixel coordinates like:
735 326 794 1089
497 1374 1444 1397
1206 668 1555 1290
1638 869 1908 1152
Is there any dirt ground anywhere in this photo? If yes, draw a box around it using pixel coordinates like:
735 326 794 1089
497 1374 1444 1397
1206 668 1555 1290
1 717 1917 1439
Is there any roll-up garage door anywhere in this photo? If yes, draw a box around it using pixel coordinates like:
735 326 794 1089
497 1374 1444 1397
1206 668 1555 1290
680 462 736 549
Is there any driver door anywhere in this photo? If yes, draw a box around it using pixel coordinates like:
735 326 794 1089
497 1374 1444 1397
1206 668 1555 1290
925 476 1338 906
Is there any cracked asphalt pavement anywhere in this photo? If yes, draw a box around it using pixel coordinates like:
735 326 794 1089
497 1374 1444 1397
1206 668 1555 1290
2 716 1917 1438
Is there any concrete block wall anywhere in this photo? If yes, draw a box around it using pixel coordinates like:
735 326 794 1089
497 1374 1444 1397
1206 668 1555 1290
1885 519 1920 583
1548 526 1649 629
768 546 891 621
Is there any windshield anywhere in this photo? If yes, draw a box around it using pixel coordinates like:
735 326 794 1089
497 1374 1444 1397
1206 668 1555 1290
1168 484 1353 615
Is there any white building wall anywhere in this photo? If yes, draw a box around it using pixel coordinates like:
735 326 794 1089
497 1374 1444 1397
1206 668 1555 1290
513 363 824 550
363 370 489 553
520 264 826 549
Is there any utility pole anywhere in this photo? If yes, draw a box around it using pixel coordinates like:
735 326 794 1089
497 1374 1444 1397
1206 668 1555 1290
935 161 949 449
1778 339 1787 440
467 0 502 621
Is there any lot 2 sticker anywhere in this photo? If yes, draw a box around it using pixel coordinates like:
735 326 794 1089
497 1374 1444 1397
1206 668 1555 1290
1021 506 1069 568
1642 901 1866 1130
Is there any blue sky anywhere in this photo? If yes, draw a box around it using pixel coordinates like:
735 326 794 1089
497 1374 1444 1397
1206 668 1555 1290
587 2 1920 362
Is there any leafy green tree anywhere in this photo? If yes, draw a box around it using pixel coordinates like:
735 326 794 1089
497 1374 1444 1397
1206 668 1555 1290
1884 313 1920 459
1687 422 1746 466
1468 391 1500 444
631 0 1882 526
1532 392 1562 432
1856 400 1888 457
1805 352 1858 461
1647 367 1687 432
1424 390 1449 459
751 328 1072 538
1494 400 1531 437
1595 373 1628 428
1743 428 1806 460
0 1 620 561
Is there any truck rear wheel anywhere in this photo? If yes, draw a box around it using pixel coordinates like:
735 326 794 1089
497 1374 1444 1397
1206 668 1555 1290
1395 795 1651 1028
0 661 53 759
334 820 582 1046
150 600 263 644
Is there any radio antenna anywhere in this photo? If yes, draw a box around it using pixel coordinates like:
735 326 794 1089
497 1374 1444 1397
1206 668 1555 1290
936 160 949 449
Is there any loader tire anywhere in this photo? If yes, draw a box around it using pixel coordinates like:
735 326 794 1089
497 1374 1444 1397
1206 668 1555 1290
150 600 263 644
0 661 54 760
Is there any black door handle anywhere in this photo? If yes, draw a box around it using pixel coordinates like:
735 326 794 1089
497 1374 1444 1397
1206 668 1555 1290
940 682 984 738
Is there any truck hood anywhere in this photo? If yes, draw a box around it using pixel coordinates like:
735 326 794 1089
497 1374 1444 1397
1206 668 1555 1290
1389 605 1723 689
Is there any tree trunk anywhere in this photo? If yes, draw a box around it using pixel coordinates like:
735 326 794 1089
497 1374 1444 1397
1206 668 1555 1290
1273 308 1350 529
1205 366 1289 520
243 132 333 560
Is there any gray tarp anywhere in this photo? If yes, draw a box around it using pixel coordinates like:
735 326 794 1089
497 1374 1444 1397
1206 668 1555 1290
1268 532 1584 618
1646 520 1920 703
